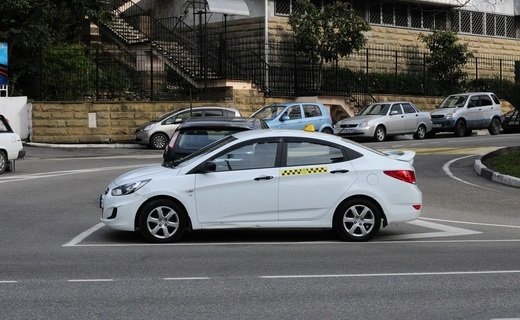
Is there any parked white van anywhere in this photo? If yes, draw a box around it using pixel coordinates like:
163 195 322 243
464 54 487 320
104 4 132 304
430 92 502 137
0 114 25 174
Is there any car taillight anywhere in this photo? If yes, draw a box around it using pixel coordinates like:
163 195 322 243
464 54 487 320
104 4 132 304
384 170 416 184
168 131 180 149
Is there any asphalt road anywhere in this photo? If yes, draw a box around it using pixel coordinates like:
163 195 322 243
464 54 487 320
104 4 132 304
1 132 519 319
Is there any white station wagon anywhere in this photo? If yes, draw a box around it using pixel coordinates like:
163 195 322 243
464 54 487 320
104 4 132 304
100 130 422 242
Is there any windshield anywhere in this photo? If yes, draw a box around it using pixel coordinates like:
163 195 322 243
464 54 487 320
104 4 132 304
252 105 286 120
439 95 467 109
167 135 237 168
154 109 184 122
359 103 390 116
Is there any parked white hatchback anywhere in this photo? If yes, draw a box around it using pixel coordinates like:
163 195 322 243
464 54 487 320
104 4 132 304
100 130 422 242
0 114 25 174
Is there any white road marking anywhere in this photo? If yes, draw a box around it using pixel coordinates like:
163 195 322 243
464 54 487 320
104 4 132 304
164 277 211 281
67 279 114 282
65 218 481 247
421 217 520 229
0 164 151 184
442 155 494 190
260 270 520 279
381 219 481 240
46 155 161 161
0 281 17 284
62 223 105 247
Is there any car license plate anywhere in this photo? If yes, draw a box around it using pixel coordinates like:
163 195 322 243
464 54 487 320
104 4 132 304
432 124 442 128
99 195 104 210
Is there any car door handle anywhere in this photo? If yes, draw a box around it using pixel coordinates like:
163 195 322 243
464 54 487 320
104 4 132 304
330 170 349 174
254 175 274 181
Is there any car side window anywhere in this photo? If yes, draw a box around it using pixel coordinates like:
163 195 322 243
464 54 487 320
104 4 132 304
401 103 416 114
491 94 500 104
390 104 403 115
468 96 479 107
286 106 302 120
203 110 224 117
479 95 493 106
0 119 9 132
286 141 345 166
303 105 322 118
212 141 278 172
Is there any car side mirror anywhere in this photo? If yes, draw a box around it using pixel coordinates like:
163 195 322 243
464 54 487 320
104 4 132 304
196 161 216 173
281 115 290 121
174 118 183 124
390 110 399 116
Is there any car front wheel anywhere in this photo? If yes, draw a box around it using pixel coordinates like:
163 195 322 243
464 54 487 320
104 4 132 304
138 198 188 243
0 151 7 174
454 120 466 137
334 198 382 242
373 125 386 142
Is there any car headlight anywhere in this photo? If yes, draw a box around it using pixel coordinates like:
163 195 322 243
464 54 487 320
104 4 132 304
111 179 151 196
359 120 370 128
143 124 154 131
445 114 453 119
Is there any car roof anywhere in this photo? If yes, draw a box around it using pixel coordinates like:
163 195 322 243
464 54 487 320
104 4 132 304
264 102 326 107
448 92 496 96
231 128 344 142
179 117 263 129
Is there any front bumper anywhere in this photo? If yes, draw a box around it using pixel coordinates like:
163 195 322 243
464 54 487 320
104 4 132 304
334 125 375 137
431 118 456 132
100 187 145 232
17 149 26 159
135 130 152 145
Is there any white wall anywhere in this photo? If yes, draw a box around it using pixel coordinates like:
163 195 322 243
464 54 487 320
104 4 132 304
0 96 31 140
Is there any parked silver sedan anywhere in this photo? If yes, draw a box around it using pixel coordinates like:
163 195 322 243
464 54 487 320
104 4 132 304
334 102 432 142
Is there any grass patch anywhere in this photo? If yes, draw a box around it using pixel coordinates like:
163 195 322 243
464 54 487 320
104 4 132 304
483 149 520 178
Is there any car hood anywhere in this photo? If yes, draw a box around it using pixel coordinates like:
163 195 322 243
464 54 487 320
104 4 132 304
430 108 455 116
113 165 179 185
136 120 157 131
337 115 381 124
380 150 416 164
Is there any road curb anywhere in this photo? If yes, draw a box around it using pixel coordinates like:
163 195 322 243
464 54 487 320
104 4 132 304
474 146 520 188
24 142 145 149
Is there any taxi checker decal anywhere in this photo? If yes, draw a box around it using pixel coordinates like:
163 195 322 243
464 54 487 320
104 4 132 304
281 166 328 176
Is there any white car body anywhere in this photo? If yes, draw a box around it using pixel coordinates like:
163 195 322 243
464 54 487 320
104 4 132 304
101 130 422 242
430 92 502 137
0 114 25 174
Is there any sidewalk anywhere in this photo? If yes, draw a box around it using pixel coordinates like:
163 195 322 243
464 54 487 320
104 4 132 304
474 146 520 188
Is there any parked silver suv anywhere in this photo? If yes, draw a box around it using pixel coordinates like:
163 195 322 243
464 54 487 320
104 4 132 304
135 106 241 149
430 92 502 137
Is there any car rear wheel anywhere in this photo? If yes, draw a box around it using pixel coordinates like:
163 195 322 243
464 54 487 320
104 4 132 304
321 127 333 134
150 133 169 150
413 124 427 140
334 198 382 242
0 151 7 174
454 120 466 137
373 125 386 142
138 198 188 243
488 118 501 135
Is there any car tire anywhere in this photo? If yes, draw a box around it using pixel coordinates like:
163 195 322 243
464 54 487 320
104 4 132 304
138 198 188 243
0 151 7 174
321 127 333 134
413 124 427 140
373 125 386 142
488 118 501 135
454 120 466 137
150 133 169 150
333 198 382 242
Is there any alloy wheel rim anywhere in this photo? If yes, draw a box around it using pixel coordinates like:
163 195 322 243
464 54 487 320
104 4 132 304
153 136 167 149
343 205 375 237
146 206 180 239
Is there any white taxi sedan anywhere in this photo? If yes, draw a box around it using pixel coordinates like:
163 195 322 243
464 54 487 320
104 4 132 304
100 130 422 242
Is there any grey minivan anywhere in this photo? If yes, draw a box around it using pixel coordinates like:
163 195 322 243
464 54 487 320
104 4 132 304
135 106 241 149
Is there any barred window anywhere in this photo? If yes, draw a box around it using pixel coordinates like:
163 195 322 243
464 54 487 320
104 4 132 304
395 3 408 27
486 13 495 36
369 2 381 24
382 2 393 25
275 0 291 16
460 11 471 33
473 12 484 35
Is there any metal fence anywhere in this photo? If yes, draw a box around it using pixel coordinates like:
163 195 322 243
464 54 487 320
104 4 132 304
29 40 520 104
